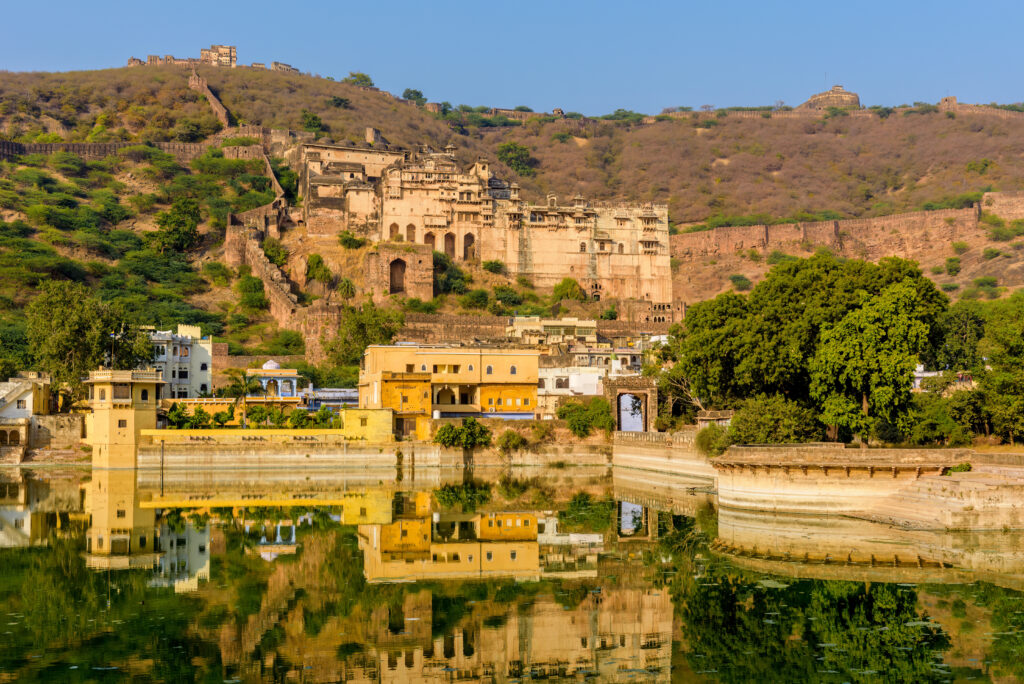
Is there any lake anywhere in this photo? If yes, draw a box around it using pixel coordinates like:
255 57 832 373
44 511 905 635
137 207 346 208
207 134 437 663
0 464 1021 682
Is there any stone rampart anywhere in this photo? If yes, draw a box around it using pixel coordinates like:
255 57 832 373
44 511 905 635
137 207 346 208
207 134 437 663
0 140 208 162
982 191 1024 221
188 71 231 127
399 313 509 343
671 205 980 261
648 102 1024 125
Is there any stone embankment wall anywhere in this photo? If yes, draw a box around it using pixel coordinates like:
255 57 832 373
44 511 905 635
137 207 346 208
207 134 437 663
671 204 983 261
610 429 718 484
137 440 452 469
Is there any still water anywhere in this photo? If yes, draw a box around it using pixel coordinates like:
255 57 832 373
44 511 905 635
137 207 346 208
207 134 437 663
1 465 1022 682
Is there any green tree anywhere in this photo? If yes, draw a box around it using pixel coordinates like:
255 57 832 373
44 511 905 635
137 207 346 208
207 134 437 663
433 418 493 449
305 253 333 284
150 198 200 253
552 277 586 302
979 292 1024 443
26 281 152 404
459 289 489 309
338 231 367 249
811 282 931 440
287 409 312 429
261 237 288 267
557 398 614 438
342 72 374 87
223 368 264 428
434 251 469 294
402 88 426 106
727 394 824 444
496 429 527 455
482 260 506 274
695 423 731 456
337 277 356 299
936 300 985 371
324 303 404 366
496 141 538 176
300 109 324 133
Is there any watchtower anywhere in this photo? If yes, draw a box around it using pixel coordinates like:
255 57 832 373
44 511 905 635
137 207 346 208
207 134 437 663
86 369 164 469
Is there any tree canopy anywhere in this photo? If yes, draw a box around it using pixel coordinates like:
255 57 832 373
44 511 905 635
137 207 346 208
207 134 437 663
26 281 152 403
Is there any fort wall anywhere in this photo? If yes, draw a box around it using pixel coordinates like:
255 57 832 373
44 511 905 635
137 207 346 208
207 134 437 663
645 100 1024 125
982 191 1024 221
188 71 231 127
671 204 982 261
0 140 208 162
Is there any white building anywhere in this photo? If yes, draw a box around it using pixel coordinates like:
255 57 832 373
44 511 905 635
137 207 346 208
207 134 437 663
152 521 210 593
535 366 605 419
148 325 214 399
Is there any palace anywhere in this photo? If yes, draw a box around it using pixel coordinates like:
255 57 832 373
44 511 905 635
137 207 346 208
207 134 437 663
300 137 672 305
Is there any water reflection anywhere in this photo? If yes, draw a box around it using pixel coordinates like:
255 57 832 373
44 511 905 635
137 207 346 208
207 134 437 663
0 464 1022 681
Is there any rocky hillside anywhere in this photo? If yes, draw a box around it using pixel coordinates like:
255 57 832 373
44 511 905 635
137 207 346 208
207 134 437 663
6 67 1024 223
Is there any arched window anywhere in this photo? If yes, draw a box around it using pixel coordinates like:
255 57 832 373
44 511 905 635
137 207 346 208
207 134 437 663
579 242 586 252
389 223 400 240
486 366 493 375
468 365 473 371
510 366 517 375
141 389 148 401
537 379 546 389
200 362 208 371
618 243 624 254
99 389 106 401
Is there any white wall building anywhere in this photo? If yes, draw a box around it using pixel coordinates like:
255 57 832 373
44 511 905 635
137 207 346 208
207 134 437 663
148 325 214 399
536 366 605 419
152 521 210 593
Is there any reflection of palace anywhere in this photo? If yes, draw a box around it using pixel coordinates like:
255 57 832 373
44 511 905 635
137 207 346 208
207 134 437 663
353 586 672 683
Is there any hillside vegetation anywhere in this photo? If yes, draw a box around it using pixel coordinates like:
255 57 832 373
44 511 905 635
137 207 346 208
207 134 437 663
0 143 305 376
6 67 1024 225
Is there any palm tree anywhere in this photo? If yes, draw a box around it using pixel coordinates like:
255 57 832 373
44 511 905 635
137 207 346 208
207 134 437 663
223 368 264 428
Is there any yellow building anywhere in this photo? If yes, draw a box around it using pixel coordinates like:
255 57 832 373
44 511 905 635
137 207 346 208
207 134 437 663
140 407 394 444
359 345 540 438
84 369 164 469
81 468 160 569
478 511 538 541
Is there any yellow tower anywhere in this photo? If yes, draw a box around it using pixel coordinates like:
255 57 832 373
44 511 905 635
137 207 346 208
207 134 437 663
85 369 164 470
81 468 159 568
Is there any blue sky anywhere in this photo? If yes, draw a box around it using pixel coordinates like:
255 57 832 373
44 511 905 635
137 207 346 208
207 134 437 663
3 0 1022 116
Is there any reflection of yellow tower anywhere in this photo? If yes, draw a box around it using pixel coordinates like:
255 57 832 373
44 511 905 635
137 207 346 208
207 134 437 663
85 370 163 469
81 468 159 569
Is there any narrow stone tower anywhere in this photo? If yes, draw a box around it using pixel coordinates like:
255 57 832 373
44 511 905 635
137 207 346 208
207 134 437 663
85 369 164 470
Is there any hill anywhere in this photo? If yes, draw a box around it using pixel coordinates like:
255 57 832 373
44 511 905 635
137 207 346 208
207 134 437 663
2 65 1024 355
6 67 1024 223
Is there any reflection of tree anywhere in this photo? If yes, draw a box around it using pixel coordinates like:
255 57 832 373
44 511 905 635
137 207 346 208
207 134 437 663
3 534 210 679
808 582 950 682
675 567 952 683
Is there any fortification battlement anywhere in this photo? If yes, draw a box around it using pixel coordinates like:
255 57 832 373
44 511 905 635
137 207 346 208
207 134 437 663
669 200 1003 260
